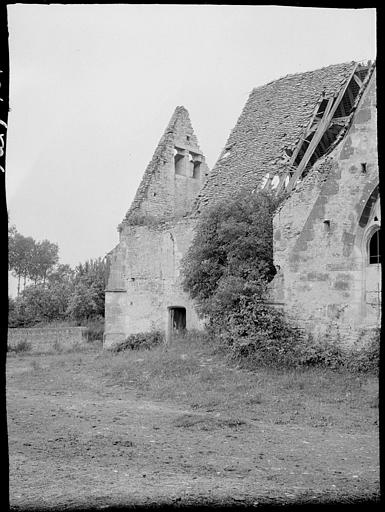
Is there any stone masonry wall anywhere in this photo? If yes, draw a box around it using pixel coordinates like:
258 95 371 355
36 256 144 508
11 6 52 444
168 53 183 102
272 70 379 345
104 218 202 347
7 327 87 353
123 106 208 222
105 106 208 347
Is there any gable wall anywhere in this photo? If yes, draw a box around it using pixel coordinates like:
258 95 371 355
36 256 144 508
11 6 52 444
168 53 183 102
272 71 379 345
104 218 202 347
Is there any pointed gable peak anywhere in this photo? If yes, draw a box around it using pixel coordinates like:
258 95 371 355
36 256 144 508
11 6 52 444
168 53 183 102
123 105 207 223
164 105 201 153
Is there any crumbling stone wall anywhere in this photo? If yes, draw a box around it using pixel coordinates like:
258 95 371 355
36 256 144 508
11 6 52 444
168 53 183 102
104 218 202 347
124 106 208 222
271 70 379 345
104 107 207 347
105 62 378 349
7 327 87 353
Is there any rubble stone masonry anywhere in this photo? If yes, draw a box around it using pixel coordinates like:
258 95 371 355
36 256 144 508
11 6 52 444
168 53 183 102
271 70 379 345
105 62 379 349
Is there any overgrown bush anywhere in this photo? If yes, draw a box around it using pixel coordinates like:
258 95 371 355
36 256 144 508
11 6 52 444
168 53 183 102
182 189 279 319
111 330 165 352
221 301 379 372
345 328 380 373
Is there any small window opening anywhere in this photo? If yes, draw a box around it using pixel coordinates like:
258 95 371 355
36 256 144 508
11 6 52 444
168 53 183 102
369 229 381 264
186 135 190 142
175 153 185 175
323 220 330 232
374 216 378 222
361 163 367 173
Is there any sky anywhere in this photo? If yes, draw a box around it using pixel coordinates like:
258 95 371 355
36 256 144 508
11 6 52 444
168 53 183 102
6 5 376 295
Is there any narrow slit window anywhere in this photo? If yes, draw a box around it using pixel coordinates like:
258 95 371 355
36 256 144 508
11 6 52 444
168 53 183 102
369 229 381 264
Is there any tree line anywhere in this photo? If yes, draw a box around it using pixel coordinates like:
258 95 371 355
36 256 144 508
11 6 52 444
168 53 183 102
8 223 106 327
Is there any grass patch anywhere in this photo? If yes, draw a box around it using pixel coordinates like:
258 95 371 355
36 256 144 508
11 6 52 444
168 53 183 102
98 331 378 433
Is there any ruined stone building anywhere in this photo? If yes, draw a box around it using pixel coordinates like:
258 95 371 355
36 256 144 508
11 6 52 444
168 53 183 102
104 60 379 348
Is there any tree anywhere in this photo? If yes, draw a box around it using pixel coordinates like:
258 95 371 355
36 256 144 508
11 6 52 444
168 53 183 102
29 240 59 285
180 189 287 350
181 189 279 318
67 258 107 321
8 231 36 295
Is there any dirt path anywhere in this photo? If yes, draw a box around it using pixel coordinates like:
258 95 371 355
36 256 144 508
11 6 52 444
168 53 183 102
7 350 380 509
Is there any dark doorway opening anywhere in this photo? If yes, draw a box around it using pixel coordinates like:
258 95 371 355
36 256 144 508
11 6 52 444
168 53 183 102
169 307 186 333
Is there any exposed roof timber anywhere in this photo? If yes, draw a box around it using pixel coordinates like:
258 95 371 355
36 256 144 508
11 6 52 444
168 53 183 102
284 97 335 194
331 116 349 126
353 74 363 87
284 62 363 194
275 95 327 194
276 65 364 195
339 100 347 117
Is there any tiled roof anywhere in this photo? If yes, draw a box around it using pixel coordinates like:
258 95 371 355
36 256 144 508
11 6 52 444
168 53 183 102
195 61 358 210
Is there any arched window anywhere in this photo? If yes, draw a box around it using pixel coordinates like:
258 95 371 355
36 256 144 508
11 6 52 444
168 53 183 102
368 229 381 264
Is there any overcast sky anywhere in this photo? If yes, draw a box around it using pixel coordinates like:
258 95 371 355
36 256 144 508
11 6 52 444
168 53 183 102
6 5 376 294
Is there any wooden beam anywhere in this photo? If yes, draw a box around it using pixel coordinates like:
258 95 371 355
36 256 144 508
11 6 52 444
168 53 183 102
353 74 363 88
346 85 355 110
285 63 359 194
285 97 334 194
330 116 349 125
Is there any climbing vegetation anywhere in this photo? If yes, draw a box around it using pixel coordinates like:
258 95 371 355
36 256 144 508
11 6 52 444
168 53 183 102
181 190 379 372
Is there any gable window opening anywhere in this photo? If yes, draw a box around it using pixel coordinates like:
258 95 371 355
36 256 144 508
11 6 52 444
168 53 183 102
174 152 185 175
369 229 381 265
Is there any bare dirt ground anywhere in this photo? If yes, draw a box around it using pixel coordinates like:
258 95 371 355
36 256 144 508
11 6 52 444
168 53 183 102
7 343 380 510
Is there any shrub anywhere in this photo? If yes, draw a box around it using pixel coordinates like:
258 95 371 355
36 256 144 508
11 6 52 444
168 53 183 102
111 330 165 352
181 189 279 318
345 328 380 373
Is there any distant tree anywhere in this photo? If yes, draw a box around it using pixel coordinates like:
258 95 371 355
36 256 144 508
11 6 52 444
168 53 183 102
66 281 100 322
29 240 59 285
8 231 36 295
72 257 106 318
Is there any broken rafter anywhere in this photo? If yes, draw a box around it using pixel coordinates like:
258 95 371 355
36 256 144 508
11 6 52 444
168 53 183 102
285 96 334 194
330 116 349 126
346 85 355 109
285 62 360 194
353 74 363 88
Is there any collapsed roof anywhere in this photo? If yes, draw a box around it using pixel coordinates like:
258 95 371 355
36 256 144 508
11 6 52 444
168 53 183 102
195 60 375 211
